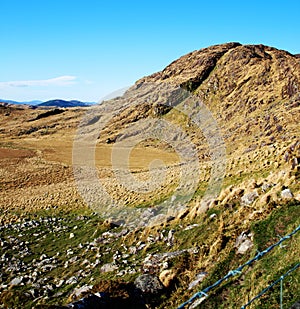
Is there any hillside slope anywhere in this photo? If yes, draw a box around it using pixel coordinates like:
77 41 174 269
0 43 299 309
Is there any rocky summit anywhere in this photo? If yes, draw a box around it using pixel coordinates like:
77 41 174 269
0 43 299 308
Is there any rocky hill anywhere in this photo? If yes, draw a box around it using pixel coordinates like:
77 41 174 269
140 42 299 149
0 43 299 308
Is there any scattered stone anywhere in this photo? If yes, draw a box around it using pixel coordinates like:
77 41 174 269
188 272 208 290
235 231 253 254
67 249 74 255
167 229 175 246
241 191 259 205
116 270 127 276
65 276 78 285
100 263 118 273
40 254 47 260
69 232 75 239
129 246 137 254
69 256 78 263
261 183 273 192
114 229 129 238
281 188 294 199
137 242 146 251
209 213 217 219
237 239 253 254
56 279 65 288
9 276 23 286
235 231 248 248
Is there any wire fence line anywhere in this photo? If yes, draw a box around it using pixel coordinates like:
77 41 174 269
177 224 300 309
241 262 300 309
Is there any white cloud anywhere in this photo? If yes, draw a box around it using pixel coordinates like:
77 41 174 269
0 76 77 88
84 80 94 85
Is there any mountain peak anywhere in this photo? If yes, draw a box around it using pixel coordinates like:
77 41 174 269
136 42 299 113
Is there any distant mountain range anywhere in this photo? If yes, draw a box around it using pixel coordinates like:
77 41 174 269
0 99 96 107
38 99 92 107
0 99 43 105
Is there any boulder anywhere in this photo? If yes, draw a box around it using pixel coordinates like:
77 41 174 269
134 274 164 294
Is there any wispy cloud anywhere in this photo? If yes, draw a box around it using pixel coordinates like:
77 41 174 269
84 80 94 85
0 76 77 88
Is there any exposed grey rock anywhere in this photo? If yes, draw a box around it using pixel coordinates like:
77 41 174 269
9 276 23 286
56 279 65 288
137 242 146 251
40 264 56 272
45 283 55 292
188 272 208 290
281 188 294 199
235 231 253 254
69 256 78 263
116 269 127 276
241 191 259 205
167 229 175 246
40 254 47 260
114 229 129 238
209 213 217 219
235 231 248 248
134 274 164 294
237 239 253 254
66 276 78 285
129 246 137 254
67 249 74 255
100 263 118 273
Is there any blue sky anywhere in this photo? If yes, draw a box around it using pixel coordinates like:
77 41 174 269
0 0 299 102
